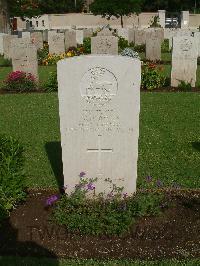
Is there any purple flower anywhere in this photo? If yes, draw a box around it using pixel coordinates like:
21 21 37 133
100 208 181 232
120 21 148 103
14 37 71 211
87 183 95 190
146 176 152 182
156 180 163 187
45 195 60 206
79 172 86 178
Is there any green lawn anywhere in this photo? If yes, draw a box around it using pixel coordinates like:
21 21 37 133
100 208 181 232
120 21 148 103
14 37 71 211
0 92 200 189
0 257 199 266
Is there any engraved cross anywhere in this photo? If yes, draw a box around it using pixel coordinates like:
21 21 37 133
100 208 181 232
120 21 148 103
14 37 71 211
87 135 113 175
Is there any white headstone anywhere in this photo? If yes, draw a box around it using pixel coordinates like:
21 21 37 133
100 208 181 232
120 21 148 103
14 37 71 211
91 36 118 55
65 30 77 50
194 32 200 57
134 29 146 46
145 29 162 61
0 33 7 55
11 38 38 80
171 36 198 87
30 31 43 50
118 28 135 44
22 32 31 39
76 30 84 45
57 55 141 196
3 35 18 59
48 31 65 54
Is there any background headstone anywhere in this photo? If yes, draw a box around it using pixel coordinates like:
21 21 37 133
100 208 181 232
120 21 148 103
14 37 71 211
0 33 7 55
65 30 77 50
134 29 146 46
31 31 43 50
22 31 31 39
3 35 18 59
76 30 84 45
48 31 65 54
91 36 118 55
194 32 200 57
145 29 162 61
11 38 38 80
171 36 198 87
57 55 141 196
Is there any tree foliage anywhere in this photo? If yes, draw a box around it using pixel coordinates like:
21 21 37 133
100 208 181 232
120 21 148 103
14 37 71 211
90 0 143 27
8 0 84 18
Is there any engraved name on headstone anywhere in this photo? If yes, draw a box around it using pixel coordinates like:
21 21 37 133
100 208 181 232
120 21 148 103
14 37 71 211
57 55 141 196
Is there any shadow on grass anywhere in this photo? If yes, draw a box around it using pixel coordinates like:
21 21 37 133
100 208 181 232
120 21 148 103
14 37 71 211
192 142 200 152
0 219 59 265
45 142 63 192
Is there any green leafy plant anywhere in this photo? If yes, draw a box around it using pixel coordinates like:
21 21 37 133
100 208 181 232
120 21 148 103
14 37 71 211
0 135 26 225
149 16 161 28
141 63 166 90
161 39 170 53
0 57 12 67
52 172 164 236
83 37 91 54
178 80 192 91
133 44 145 53
37 43 49 65
43 71 58 92
118 36 129 51
3 71 37 92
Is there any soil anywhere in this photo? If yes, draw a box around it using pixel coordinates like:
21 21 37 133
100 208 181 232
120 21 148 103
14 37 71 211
0 189 199 260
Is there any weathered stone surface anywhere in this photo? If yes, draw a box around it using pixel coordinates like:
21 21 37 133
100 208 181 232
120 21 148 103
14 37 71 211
11 38 38 80
145 29 162 61
117 28 135 44
57 55 141 196
30 31 43 50
48 31 65 54
97 28 113 36
3 34 18 58
22 31 31 39
134 29 146 45
65 30 77 50
91 36 118 55
194 32 200 57
76 29 84 45
171 36 198 87
0 32 7 54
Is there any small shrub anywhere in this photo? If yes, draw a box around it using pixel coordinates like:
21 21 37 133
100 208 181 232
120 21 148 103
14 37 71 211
149 16 161 28
0 135 26 225
43 71 58 92
161 39 170 53
178 80 192 91
141 63 166 90
37 44 49 65
134 44 145 53
0 57 12 67
52 173 164 236
118 36 129 51
3 71 37 92
83 37 91 54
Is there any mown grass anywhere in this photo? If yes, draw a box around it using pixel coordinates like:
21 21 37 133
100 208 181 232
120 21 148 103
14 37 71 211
0 257 199 266
0 93 200 189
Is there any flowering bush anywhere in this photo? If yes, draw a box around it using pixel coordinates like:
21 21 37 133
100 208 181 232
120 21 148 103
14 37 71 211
52 172 164 236
121 48 140 59
141 63 166 90
3 71 37 92
41 47 84 66
37 43 49 65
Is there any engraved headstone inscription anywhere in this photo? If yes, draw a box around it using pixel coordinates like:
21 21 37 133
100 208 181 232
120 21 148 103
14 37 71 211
57 55 141 196
171 36 198 87
91 36 118 55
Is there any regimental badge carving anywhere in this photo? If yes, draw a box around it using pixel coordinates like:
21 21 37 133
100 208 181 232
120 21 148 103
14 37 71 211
80 67 118 106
